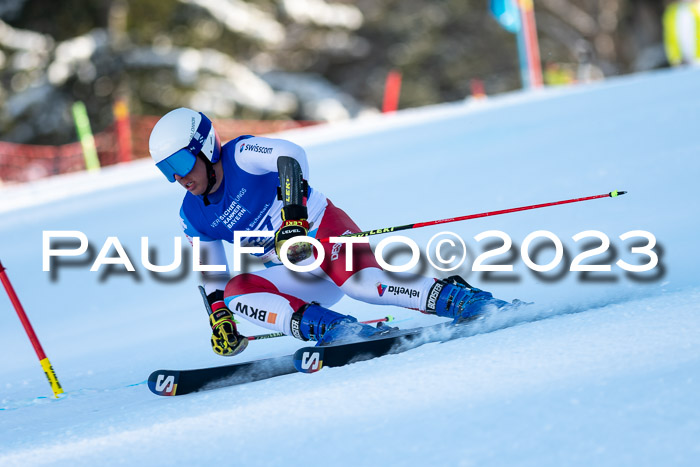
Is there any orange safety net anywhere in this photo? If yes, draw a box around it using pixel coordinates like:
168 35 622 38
0 118 318 184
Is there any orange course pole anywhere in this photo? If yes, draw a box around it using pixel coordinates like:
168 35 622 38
382 70 403 113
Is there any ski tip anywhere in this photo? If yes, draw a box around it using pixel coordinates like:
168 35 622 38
293 348 324 374
147 370 180 396
610 190 627 197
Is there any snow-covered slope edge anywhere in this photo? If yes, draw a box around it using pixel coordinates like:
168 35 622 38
1 289 699 466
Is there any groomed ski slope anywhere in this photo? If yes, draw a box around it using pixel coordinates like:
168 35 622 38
1 67 699 466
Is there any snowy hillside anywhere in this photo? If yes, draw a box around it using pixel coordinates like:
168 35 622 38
1 67 699 466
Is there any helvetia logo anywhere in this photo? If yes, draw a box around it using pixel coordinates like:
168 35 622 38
376 282 419 298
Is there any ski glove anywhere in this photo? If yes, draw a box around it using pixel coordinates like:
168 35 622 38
275 204 312 264
207 291 248 357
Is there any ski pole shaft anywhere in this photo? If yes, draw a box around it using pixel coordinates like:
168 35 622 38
361 316 395 325
0 260 64 398
198 285 215 316
247 315 395 341
246 332 286 341
319 190 627 242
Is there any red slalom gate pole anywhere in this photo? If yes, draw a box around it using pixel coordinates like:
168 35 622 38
0 260 64 398
319 190 627 242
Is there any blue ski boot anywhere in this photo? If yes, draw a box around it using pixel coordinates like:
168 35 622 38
425 276 510 323
290 303 397 346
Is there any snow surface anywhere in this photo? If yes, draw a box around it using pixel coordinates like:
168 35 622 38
1 67 700 466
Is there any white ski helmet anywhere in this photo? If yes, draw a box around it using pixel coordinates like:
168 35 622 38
149 108 221 182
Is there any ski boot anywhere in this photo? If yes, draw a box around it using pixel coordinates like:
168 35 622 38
425 275 510 323
290 303 397 346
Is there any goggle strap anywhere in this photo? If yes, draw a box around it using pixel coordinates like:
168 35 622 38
186 112 212 156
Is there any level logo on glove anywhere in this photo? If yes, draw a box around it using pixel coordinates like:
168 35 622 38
275 206 313 264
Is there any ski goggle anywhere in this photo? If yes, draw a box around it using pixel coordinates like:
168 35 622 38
156 112 212 182
155 148 197 182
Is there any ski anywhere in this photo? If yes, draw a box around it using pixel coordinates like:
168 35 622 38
149 303 527 395
148 354 296 396
292 319 479 373
147 322 464 396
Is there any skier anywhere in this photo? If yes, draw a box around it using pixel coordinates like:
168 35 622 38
149 108 509 356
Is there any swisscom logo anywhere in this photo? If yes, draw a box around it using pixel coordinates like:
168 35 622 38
240 143 273 154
